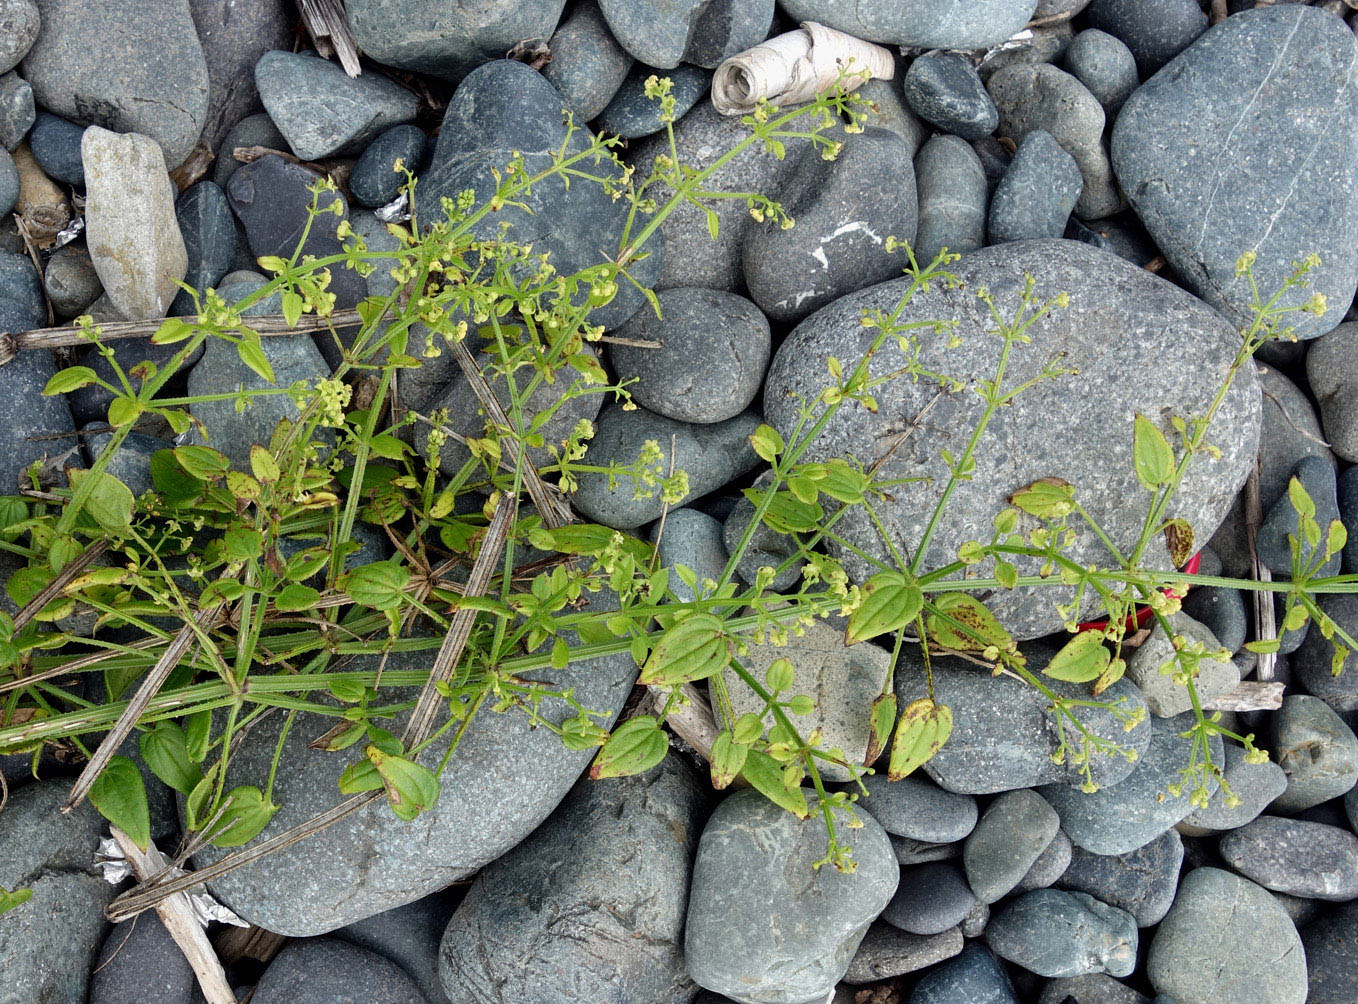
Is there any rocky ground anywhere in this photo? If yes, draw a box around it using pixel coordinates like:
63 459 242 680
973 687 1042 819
1 1 1358 1004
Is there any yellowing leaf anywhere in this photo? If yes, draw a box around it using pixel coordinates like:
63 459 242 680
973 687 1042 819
637 613 730 686
590 715 668 779
1042 631 1111 683
846 572 922 645
888 699 952 780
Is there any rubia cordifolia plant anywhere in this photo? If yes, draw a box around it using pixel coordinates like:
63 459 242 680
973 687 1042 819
0 71 1355 918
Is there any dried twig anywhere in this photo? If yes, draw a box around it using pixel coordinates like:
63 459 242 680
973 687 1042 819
647 682 719 761
213 923 287 968
296 0 361 76
1201 679 1285 713
12 538 109 630
1243 458 1277 681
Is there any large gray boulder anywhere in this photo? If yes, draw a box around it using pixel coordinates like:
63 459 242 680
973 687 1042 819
777 0 1037 49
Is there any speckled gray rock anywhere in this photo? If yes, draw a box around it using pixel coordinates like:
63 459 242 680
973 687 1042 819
903 52 997 140
1086 0 1207 75
883 862 976 936
347 0 566 80
43 242 101 317
0 781 113 1004
651 508 728 602
0 0 37 75
212 112 284 188
335 890 458 1004
1147 867 1306 1004
1343 466 1358 573
987 130 1083 244
721 474 800 591
1270 694 1358 812
22 0 209 169
912 134 986 262
1294 592 1358 709
1258 455 1342 577
1126 612 1239 717
0 70 32 149
439 760 705 1004
764 240 1260 639
988 63 1120 219
88 919 194 1004
610 287 770 422
540 2 631 122
909 943 1018 1004
719 616 890 781
1058 829 1183 927
1179 743 1288 835
978 21 1075 81
890 835 958 866
628 99 802 291
573 405 760 529
170 180 236 314
894 644 1150 793
597 63 710 139
1302 899 1358 1004
0 326 73 493
1220 815 1358 901
1307 322 1358 463
0 145 14 214
1018 828 1072 892
82 425 163 497
858 75 927 157
855 773 977 844
744 126 917 324
1180 580 1247 656
1111 7 1358 342
189 0 292 151
256 50 418 161
779 0 1036 49
27 110 82 183
1037 975 1148 1004
0 247 42 331
82 127 188 320
599 0 771 69
987 889 1137 979
843 922 963 984
350 124 427 208
1041 712 1223 855
253 939 427 1004
964 789 1061 904
1064 29 1138 114
685 787 898 1004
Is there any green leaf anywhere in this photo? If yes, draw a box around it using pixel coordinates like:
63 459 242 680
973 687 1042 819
636 613 730 686
1007 478 1075 518
1162 518 1195 568
590 715 668 779
223 527 263 562
151 317 195 344
1133 414 1175 489
337 758 384 793
43 366 100 395
1288 476 1316 521
184 711 210 762
865 692 897 764
846 571 923 645
888 698 953 780
308 721 367 752
0 885 33 917
208 786 277 847
235 334 275 384
733 712 764 745
813 461 868 505
709 731 748 790
704 208 720 240
364 745 441 821
89 755 150 851
286 548 330 582
184 766 218 829
150 450 204 503
367 434 410 460
280 290 304 328
926 594 1014 654
274 582 321 612
328 677 367 703
749 488 821 534
765 657 794 694
250 445 280 483
748 424 784 462
173 445 230 481
995 561 1019 590
225 471 261 501
1042 631 1111 683
70 469 135 532
138 723 202 794
107 397 143 428
740 749 809 818
343 561 411 611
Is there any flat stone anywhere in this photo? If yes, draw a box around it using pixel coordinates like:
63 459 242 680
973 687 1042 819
652 508 728 603
542 0 632 121
763 240 1260 639
212 111 284 189
987 889 1138 978
188 0 293 151
858 76 928 157
597 63 710 140
883 862 977 936
0 246 39 330
81 127 188 319
1270 694 1358 812
1126 612 1239 717
82 425 164 497
0 70 32 149
1346 465 1358 574
598 0 769 69
1301 899 1358 1004
1064 29 1139 114
1180 581 1247 656
908 943 1018 1004
685 787 898 1004
904 52 998 140
43 241 102 317
1018 828 1072 892
679 0 774 69
1058 829 1184 927
0 322 74 493
1179 742 1288 835
1147 867 1306 1004
842 922 962 985
27 110 82 184
1037 975 1148 1004
855 773 978 844
22 0 209 168
334 889 459 1004
964 789 1061 904
1258 455 1342 576
1294 593 1358 710
89 919 194 1004
1307 322 1358 463
0 0 38 75
1086 0 1208 75
1220 815 1358 901
439 759 706 1004
1110 6 1358 341
253 939 427 1004
778 0 1037 49
913 134 986 263
978 21 1075 81
987 129 1083 244
170 180 236 314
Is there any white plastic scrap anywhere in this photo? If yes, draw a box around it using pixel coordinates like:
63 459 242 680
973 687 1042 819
53 215 84 250
96 835 248 928
375 191 410 224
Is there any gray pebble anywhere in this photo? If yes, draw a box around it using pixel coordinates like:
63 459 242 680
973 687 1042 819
334 889 459 1004
1179 742 1289 835
212 112 285 189
964 789 1061 904
1294 593 1358 710
1086 0 1208 75
349 124 427 208
0 0 38 76
1180 581 1247 656
912 134 986 262
1301 899 1358 1004
81 425 163 497
855 773 978 844
1220 815 1358 901
652 507 729 602
1341 460 1358 573
1307 322 1358 463
189 0 293 152
1058 829 1184 927
89 919 194 1004
721 471 800 591
908 942 1018 1004
1270 694 1358 813
43 242 102 318
987 889 1138 979
903 52 998 141
1018 828 1072 892
1257 455 1342 577
987 129 1083 244
1126 611 1239 718
0 70 32 150
0 144 14 214
253 939 427 1004
843 922 962 984
596 63 710 140
543 0 633 121
171 180 237 315
26 112 83 185
1037 975 1148 1004
883 862 977 936
779 0 1037 50
1064 29 1139 114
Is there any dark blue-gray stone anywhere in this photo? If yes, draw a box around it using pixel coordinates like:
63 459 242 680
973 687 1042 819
67 337 203 427
21 0 209 169
335 890 460 1004
679 0 774 69
987 129 1083 244
81 424 163 497
1018 828 1071 892
972 134 1011 191
347 0 566 81
1342 464 1358 573
779 0 1036 49
1086 0 1208 75
438 760 706 1004
0 0 38 76
171 181 236 314
843 922 963 984
212 111 284 189
903 52 998 141
651 507 728 603
685 787 898 1004
43 242 102 317
1057 829 1183 927
89 919 194 1004
0 341 69 494
542 0 633 121
859 75 928 157
1064 29 1139 114
253 939 427 1004
598 0 770 70
1179 742 1288 835
1257 455 1341 577
1294 591 1358 709
27 111 83 185
987 889 1137 978
1220 815 1358 901
909 944 1018 1004
350 124 427 208
597 63 709 139
1111 6 1358 341
609 286 769 423
188 0 293 151
855 773 977 844
0 247 45 325
1308 322 1358 463
1037 976 1148 1004
0 70 33 149
572 404 761 529
913 134 986 262
964 789 1061 904
883 862 976 936
977 20 1075 81
256 49 419 161
0 145 15 214
1270 694 1358 812
743 126 918 324
1180 580 1247 655
1147 867 1306 1004
1301 899 1358 1004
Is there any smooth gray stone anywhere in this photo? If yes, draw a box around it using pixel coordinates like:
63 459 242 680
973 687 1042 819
1302 899 1358 1004
1295 592 1358 709
253 939 427 1004
964 789 1060 904
763 240 1260 639
721 473 801 592
1180 580 1247 656
1147 867 1306 1004
348 209 402 300
1037 975 1148 1004
67 334 204 426
610 287 770 423
598 0 771 69
81 425 162 497
0 334 73 493
188 0 292 151
987 129 1083 244
779 0 1036 49
628 99 803 291
347 0 566 80
212 112 285 189
1343 464 1358 573
171 180 237 314
1086 0 1208 75
573 405 760 529
1064 29 1139 114
908 943 1018 1004
651 508 728 602
43 242 101 317
977 21 1075 80
1111 6 1358 341
1179 742 1288 835
0 247 42 328
743 126 918 324
988 62 1120 219
1018 828 1072 892
0 145 15 214
0 0 38 75
855 773 978 844
439 760 705 1004
1270 694 1358 812
0 782 113 1004
972 134 1011 191
1220 815 1358 901
679 0 774 68
256 49 418 161
597 62 710 139
349 123 427 208
842 922 962 984
335 890 460 1004
961 899 990 938
685 787 898 1004
857 74 928 157
912 134 986 262
1041 712 1223 856
27 110 82 184
543 1 632 120
89 919 194 1004
1258 455 1342 576
1058 829 1184 927
904 52 998 140
883 862 977 936
987 889 1138 979
22 0 209 169
1126 612 1239 718
1308 322 1358 463
0 69 32 149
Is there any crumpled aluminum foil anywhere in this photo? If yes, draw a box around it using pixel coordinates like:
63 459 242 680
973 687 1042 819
96 835 248 928
375 192 410 224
